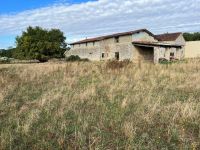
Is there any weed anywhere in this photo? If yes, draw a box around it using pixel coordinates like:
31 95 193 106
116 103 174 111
0 59 200 149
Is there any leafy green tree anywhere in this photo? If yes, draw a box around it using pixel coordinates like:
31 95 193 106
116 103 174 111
183 32 200 41
14 26 66 62
0 47 16 58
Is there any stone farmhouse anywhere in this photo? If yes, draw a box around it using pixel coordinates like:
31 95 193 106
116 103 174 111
65 29 185 63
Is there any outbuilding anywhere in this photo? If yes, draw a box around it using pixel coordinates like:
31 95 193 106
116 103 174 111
65 29 185 63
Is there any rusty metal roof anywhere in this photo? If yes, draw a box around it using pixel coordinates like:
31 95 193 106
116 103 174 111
71 29 157 45
155 32 182 41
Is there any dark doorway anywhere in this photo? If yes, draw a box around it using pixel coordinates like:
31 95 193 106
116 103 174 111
102 53 105 58
135 46 154 61
115 52 119 60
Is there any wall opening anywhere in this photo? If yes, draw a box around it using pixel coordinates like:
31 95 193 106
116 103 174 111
135 46 154 61
102 53 105 58
115 52 119 60
170 52 175 60
115 37 119 43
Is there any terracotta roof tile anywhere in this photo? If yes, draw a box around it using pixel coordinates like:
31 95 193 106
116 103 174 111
71 29 157 45
155 32 182 41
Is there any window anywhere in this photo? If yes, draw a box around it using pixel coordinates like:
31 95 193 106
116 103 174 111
170 52 174 57
170 52 175 60
115 37 119 43
86 43 88 47
102 53 105 58
115 52 119 60
93 42 95 46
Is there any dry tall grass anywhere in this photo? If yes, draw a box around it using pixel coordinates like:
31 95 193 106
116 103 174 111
0 59 200 149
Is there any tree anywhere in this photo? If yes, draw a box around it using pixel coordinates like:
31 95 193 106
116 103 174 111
14 26 66 62
183 32 200 41
0 47 16 58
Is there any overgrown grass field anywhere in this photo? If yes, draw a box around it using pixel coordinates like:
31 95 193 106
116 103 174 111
0 60 200 149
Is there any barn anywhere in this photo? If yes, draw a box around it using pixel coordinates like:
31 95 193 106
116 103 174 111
65 29 185 63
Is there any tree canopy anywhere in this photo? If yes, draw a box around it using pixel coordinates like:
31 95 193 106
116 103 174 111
183 32 200 41
14 26 67 62
0 47 16 58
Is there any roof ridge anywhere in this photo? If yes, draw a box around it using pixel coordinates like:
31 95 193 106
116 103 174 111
155 32 182 41
71 29 156 45
156 32 182 35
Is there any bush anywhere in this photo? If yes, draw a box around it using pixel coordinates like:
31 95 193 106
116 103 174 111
159 58 171 64
106 59 131 70
159 58 182 65
0 57 10 64
65 55 89 62
80 58 90 62
65 55 81 61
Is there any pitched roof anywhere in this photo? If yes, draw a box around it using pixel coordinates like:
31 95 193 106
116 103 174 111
155 32 182 41
71 29 156 45
132 41 182 48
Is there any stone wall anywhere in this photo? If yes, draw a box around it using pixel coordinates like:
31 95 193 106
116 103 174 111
185 41 200 58
132 31 157 42
65 46 101 61
98 35 133 60
153 46 184 63
66 35 134 61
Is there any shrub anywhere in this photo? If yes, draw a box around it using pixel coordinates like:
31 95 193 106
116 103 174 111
0 57 11 64
159 58 168 63
159 58 182 65
65 55 81 61
80 58 89 62
65 55 89 62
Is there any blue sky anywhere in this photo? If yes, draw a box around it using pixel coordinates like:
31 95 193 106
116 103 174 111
0 0 57 13
0 0 94 48
0 0 200 49
0 0 93 13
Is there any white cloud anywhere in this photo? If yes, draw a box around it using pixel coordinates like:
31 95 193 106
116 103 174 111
0 0 200 46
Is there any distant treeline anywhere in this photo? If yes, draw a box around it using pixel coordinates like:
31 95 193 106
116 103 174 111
183 32 200 41
0 48 15 58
